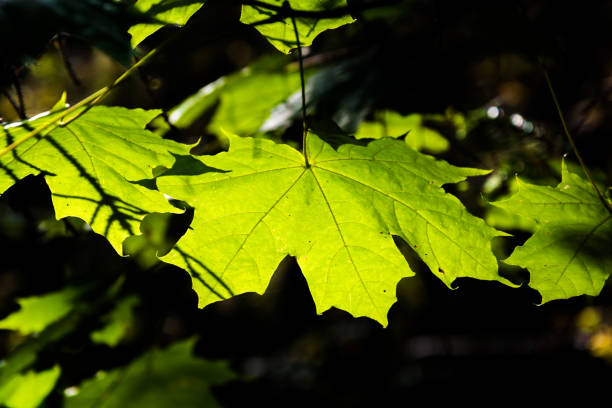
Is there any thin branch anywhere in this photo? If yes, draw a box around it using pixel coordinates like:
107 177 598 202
55 34 82 87
0 47 160 158
1 89 24 120
6 69 27 119
133 55 178 133
11 73 26 119
541 63 612 214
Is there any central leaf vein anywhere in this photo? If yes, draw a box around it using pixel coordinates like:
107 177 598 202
309 168 378 310
555 215 612 284
218 167 308 282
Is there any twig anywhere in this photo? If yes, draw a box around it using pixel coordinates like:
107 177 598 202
1 89 24 120
0 47 160 158
133 55 178 133
56 34 82 87
541 63 612 214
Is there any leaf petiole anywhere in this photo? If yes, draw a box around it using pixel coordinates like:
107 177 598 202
541 63 612 214
290 8 309 167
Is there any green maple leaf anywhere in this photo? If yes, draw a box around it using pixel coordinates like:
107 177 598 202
129 0 205 48
0 287 81 335
492 163 612 302
65 338 235 408
241 0 355 54
158 133 513 326
0 366 60 408
0 106 188 253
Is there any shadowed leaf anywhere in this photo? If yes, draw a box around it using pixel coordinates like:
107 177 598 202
65 338 235 408
493 163 612 302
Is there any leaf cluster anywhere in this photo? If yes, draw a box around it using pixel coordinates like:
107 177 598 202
1 0 612 406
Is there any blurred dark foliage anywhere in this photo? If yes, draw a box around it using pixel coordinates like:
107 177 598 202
0 0 145 83
1 0 612 406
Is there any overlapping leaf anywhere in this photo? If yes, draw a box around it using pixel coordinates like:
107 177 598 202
91 296 140 347
167 57 301 135
493 164 612 302
129 0 205 47
65 338 235 408
158 132 512 326
241 0 355 53
354 111 450 153
0 106 188 253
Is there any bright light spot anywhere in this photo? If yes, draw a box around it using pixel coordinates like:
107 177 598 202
522 121 534 133
511 113 525 127
64 387 79 397
486 106 500 119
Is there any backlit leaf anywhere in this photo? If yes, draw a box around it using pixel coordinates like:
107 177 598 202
0 287 81 334
241 0 355 54
0 366 60 408
129 0 205 48
354 111 450 153
158 132 512 326
168 57 301 135
0 106 189 253
493 163 612 302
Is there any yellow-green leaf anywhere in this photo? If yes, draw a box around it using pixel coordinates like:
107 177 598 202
493 163 612 302
241 0 355 54
0 288 81 334
168 58 301 135
129 0 205 47
0 106 189 253
0 366 60 408
354 111 449 153
158 132 512 326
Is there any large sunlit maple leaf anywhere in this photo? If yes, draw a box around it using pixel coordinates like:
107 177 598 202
157 132 513 326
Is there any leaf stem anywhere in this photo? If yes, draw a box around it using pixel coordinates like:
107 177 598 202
0 47 159 158
290 11 309 167
540 64 612 214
